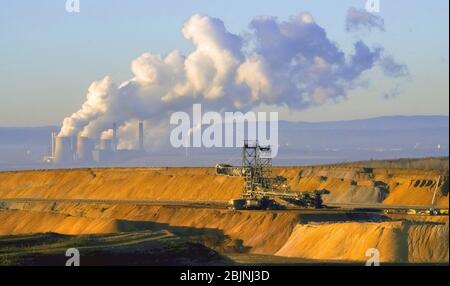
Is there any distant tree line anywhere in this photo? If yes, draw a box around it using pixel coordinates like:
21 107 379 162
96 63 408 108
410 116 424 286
337 157 449 172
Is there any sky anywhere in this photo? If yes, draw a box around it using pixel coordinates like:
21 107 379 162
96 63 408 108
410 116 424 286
0 0 448 127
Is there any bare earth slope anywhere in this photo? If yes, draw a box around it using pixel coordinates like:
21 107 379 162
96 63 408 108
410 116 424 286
0 203 447 263
0 167 447 207
276 221 449 263
0 209 120 235
0 166 448 264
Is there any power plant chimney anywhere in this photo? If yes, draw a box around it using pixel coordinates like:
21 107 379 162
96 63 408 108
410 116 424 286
138 121 144 151
112 123 118 151
54 136 72 164
51 132 57 158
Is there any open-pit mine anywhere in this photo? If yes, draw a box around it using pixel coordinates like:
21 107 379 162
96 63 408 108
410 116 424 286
0 158 448 266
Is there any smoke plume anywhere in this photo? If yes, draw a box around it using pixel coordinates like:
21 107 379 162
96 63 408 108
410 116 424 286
59 12 406 149
346 8 385 32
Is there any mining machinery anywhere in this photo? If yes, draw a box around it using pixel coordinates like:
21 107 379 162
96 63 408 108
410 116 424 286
217 141 329 210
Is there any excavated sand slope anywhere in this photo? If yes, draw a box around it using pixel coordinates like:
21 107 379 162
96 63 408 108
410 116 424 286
0 168 242 201
0 209 120 235
1 202 298 254
276 221 449 263
279 167 448 207
1 202 448 263
0 167 448 263
0 167 447 207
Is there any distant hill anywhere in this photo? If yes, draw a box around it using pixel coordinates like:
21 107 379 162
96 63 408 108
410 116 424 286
280 115 449 130
279 115 449 150
0 126 59 146
0 115 448 169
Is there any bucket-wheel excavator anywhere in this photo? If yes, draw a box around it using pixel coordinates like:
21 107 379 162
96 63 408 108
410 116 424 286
216 141 329 210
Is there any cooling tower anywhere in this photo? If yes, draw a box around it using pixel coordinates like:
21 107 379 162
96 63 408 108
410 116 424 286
54 136 72 164
76 136 94 162
51 132 57 157
100 139 112 151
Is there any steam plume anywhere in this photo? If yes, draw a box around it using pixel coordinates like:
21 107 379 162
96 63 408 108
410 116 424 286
59 12 406 149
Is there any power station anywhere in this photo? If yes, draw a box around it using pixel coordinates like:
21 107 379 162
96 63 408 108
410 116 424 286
47 121 145 165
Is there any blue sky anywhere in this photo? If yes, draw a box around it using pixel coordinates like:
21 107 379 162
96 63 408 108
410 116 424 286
0 0 448 126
